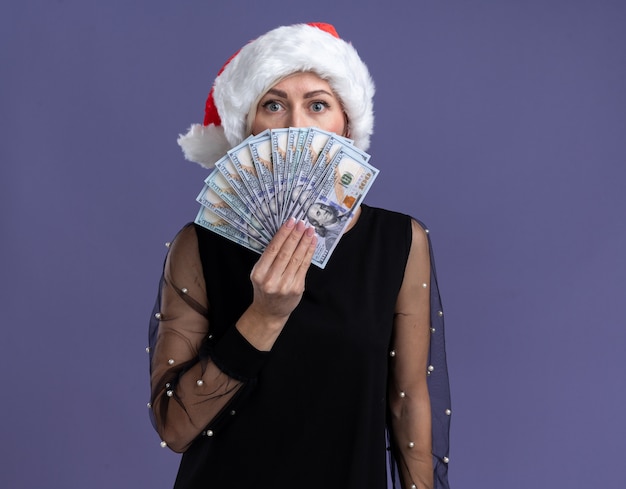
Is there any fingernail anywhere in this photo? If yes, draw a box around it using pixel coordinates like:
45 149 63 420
306 227 315 237
296 220 306 231
285 217 295 229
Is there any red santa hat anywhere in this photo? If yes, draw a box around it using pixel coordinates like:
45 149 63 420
177 22 375 168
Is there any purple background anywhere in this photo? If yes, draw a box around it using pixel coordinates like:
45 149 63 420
2 1 625 488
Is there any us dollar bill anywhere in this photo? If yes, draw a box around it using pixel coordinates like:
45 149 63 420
204 167 273 240
196 183 271 245
195 206 266 253
214 154 261 223
295 144 378 268
284 129 340 218
248 130 280 231
270 128 288 215
228 140 276 234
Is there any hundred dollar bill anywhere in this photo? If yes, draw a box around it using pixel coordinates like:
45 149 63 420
204 167 274 240
195 206 266 253
280 128 299 221
214 153 260 222
286 128 313 221
302 128 337 174
285 133 349 219
228 140 276 234
290 128 314 179
282 128 313 218
300 143 374 219
297 144 379 268
284 128 335 218
271 128 288 216
248 130 280 230
196 183 270 245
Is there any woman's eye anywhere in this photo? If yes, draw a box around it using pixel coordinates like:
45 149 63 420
310 101 327 113
263 101 282 112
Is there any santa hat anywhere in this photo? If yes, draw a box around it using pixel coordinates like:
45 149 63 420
177 22 375 168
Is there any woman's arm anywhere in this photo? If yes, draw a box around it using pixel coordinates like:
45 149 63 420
150 219 317 452
237 218 317 350
389 219 434 489
150 224 245 452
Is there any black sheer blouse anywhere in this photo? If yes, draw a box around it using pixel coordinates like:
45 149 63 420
148 204 451 489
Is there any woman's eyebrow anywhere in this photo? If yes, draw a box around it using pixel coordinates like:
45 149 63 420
304 90 333 98
265 88 288 98
263 89 334 99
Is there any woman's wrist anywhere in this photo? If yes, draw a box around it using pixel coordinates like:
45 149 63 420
235 306 288 351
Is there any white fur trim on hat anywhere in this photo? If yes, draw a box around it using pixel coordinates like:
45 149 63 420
178 23 375 168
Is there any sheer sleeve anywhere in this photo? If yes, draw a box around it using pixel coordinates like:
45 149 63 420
147 224 257 453
388 219 451 489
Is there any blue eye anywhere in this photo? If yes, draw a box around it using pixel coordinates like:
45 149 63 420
263 101 282 112
311 101 328 113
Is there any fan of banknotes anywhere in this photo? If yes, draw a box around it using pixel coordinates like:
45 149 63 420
195 127 379 269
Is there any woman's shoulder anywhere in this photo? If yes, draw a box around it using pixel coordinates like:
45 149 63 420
360 204 428 231
164 222 243 263
359 205 431 257
164 222 197 252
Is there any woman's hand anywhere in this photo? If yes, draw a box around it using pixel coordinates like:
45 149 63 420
236 218 317 350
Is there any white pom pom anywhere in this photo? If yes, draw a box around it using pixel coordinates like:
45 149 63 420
176 123 230 169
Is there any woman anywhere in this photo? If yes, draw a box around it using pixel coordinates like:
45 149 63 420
148 23 451 489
